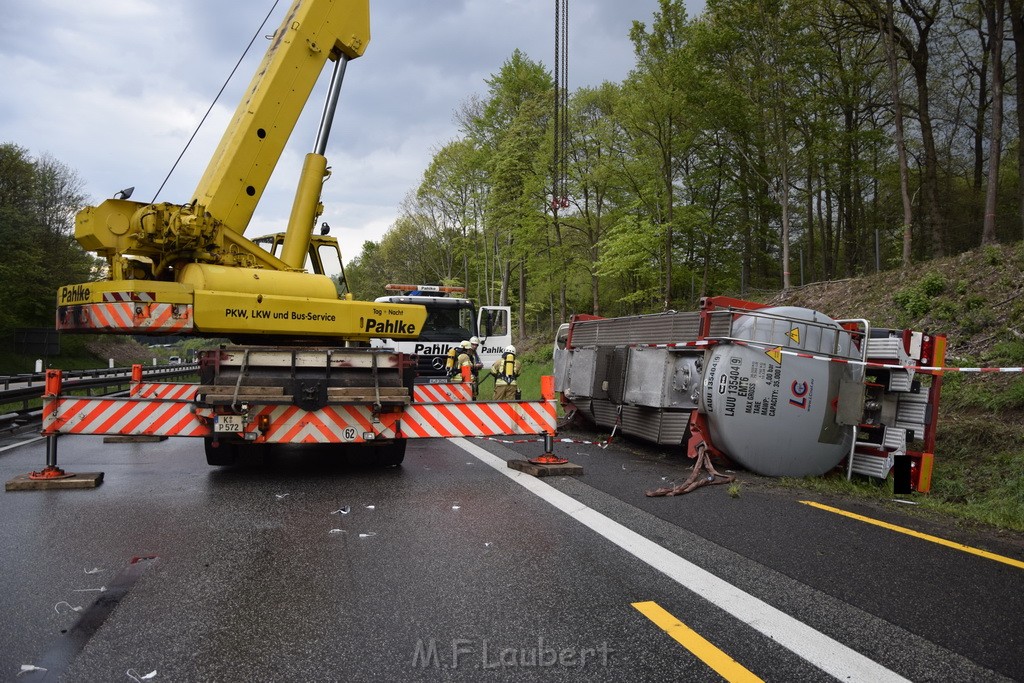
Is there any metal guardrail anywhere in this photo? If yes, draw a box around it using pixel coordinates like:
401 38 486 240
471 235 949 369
1 363 197 390
0 363 200 431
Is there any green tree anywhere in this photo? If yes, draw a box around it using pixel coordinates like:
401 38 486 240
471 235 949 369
0 143 95 332
419 139 488 297
461 50 551 338
623 0 694 309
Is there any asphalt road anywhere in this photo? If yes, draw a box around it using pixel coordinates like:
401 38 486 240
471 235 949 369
1 427 1021 682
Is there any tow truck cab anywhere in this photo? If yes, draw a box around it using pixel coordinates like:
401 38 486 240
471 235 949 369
370 285 511 381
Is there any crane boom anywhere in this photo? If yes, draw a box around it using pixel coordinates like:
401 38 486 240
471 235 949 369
58 0 425 342
192 0 368 235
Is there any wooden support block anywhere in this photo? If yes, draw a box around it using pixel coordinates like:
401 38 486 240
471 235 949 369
103 435 168 443
6 472 104 491
507 459 583 477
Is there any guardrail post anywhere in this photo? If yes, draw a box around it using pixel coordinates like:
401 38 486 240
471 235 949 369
130 364 143 397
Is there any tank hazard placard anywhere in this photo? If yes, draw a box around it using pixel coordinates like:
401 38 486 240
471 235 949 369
705 347 813 419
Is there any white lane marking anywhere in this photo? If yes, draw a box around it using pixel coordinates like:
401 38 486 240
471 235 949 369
0 436 45 453
451 437 908 683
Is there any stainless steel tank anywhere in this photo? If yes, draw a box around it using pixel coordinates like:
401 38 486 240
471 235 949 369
700 306 857 477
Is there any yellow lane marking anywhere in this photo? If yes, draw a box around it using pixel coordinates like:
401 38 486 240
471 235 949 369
632 601 764 683
800 501 1024 570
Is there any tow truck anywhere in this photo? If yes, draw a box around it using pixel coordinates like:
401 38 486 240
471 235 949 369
370 284 512 380
41 0 555 470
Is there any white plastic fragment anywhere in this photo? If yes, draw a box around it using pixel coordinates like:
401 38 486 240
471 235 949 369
18 664 47 676
275 493 290 499
451 505 461 510
328 529 346 534
84 567 105 575
54 601 83 614
72 586 107 593
126 670 157 682
365 505 375 510
331 506 351 515
358 532 377 538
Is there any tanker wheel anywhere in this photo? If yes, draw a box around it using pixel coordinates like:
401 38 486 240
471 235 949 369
204 438 240 467
375 440 406 467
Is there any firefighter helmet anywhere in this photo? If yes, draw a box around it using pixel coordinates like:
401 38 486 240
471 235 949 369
504 345 516 354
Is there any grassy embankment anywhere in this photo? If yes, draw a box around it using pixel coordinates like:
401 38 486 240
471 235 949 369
768 243 1024 532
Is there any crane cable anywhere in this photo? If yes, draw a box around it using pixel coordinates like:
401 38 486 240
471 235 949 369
552 0 569 211
152 0 282 203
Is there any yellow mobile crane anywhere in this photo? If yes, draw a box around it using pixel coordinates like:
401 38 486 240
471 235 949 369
35 0 556 478
52 0 441 466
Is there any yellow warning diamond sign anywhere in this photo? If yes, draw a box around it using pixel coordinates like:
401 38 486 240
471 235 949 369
766 346 783 364
787 328 800 344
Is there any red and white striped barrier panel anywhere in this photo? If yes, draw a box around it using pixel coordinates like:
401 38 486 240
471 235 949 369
43 395 208 437
102 291 157 303
413 382 473 403
43 366 557 442
43 393 556 442
57 302 193 333
196 400 556 443
131 383 198 400
401 400 556 439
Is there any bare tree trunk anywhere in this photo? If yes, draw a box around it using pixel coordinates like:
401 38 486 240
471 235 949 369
498 230 512 306
1010 0 1024 238
806 155 815 284
898 0 945 258
517 258 527 343
882 0 914 266
780 163 792 291
983 0 1006 245
740 157 752 295
664 168 674 311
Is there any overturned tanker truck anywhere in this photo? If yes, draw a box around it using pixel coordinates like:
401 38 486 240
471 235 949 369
554 296 945 492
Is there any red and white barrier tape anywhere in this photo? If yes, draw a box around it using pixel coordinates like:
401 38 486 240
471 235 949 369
729 339 1023 373
631 339 1023 373
473 435 615 447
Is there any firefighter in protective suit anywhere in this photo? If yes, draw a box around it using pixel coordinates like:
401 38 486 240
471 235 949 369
491 345 522 401
444 343 462 379
451 340 479 398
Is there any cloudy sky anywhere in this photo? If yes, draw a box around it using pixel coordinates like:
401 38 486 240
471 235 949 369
2 0 702 263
